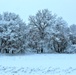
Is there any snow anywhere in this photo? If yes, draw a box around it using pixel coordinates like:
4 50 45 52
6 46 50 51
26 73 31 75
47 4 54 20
0 54 76 75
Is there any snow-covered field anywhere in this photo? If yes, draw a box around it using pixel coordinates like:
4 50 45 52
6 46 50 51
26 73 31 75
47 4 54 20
0 54 76 75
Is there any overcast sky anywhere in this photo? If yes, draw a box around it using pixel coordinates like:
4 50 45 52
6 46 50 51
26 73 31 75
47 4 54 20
0 0 76 25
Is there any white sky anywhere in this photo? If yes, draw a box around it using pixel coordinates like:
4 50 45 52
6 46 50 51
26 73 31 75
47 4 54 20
0 0 76 25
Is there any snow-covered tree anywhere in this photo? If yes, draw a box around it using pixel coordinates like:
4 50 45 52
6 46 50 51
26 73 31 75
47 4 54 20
68 24 76 44
29 9 56 39
0 12 26 54
50 17 69 53
28 9 56 53
0 9 75 54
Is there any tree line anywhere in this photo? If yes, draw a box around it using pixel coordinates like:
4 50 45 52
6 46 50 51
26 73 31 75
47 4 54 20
0 9 76 54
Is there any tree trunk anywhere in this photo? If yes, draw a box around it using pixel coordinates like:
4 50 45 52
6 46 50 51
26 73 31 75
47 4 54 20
41 48 43 53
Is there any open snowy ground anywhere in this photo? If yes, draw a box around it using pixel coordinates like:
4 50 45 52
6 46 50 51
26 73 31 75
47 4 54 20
0 54 76 75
